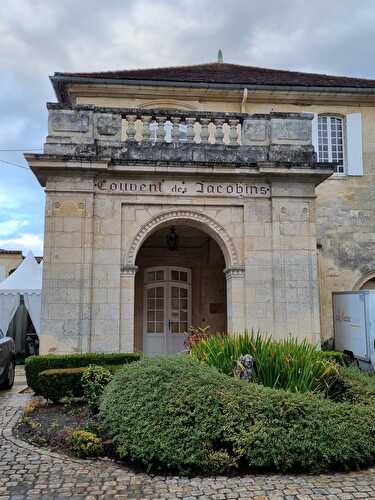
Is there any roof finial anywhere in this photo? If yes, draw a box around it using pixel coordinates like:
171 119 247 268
217 49 223 64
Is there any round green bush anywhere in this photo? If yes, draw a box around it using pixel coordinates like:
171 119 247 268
100 355 375 475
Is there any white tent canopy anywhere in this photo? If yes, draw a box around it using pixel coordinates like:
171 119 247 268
0 251 42 335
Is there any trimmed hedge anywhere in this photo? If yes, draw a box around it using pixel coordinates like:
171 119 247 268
100 355 375 475
39 368 85 403
38 364 126 403
25 352 141 395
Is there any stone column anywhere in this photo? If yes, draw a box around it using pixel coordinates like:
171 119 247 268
224 266 246 333
119 265 138 352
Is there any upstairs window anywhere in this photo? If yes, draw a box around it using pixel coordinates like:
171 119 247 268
317 115 345 174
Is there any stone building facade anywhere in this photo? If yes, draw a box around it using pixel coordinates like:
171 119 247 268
26 61 375 354
0 250 23 281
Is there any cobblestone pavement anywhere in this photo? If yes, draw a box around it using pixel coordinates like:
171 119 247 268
2 371 375 498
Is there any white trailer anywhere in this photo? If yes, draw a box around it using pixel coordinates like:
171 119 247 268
333 291 375 370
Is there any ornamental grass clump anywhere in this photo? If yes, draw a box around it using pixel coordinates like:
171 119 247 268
190 331 339 394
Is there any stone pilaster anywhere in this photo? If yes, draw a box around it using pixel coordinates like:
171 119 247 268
270 180 321 344
119 265 138 352
224 265 246 333
40 177 94 354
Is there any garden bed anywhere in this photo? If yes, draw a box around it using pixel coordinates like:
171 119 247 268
15 340 375 476
14 399 115 458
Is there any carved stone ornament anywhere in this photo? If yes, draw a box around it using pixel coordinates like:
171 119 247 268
120 265 139 277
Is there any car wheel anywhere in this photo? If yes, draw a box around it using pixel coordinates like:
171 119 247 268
1 359 15 389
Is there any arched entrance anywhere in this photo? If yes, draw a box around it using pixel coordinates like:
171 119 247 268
134 225 227 354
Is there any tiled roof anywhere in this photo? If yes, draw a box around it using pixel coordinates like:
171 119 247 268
53 62 375 89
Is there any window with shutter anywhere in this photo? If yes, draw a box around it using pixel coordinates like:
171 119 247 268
317 115 345 174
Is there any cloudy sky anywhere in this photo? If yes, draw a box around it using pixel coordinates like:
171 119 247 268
1 0 375 255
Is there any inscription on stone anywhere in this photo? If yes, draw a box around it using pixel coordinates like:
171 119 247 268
94 179 271 198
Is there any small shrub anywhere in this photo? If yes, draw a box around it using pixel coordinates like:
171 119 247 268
67 430 103 458
39 368 85 403
21 398 44 416
332 366 375 404
100 355 375 475
190 331 339 394
320 351 353 367
25 352 141 395
82 365 113 413
83 421 105 436
38 364 125 403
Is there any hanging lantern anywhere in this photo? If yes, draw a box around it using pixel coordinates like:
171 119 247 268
166 227 179 251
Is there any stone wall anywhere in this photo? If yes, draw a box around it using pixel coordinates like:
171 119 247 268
0 251 22 278
35 169 324 354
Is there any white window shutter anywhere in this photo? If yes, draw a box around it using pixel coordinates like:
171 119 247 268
311 113 318 160
346 113 363 176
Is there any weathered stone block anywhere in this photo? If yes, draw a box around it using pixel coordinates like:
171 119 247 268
241 117 269 145
49 110 90 133
95 113 122 139
271 116 311 144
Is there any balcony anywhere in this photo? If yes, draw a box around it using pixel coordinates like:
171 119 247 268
42 103 324 168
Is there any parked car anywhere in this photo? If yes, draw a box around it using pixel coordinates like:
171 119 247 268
0 328 15 389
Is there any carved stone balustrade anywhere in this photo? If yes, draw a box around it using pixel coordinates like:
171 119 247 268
43 103 325 167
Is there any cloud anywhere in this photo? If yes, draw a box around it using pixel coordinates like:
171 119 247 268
0 219 28 238
0 233 43 256
1 0 375 258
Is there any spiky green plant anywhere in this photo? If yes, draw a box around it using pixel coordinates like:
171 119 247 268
190 331 339 395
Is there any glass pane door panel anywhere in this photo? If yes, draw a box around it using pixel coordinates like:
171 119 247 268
146 286 164 333
170 286 189 334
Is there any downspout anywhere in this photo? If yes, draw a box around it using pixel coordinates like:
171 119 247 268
241 87 248 113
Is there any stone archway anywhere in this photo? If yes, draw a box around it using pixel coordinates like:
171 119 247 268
124 209 240 269
354 272 375 290
120 209 245 353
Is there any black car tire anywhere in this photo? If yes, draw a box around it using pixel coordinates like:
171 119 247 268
0 359 15 389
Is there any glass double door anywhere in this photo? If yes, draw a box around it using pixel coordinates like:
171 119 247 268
143 267 191 355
